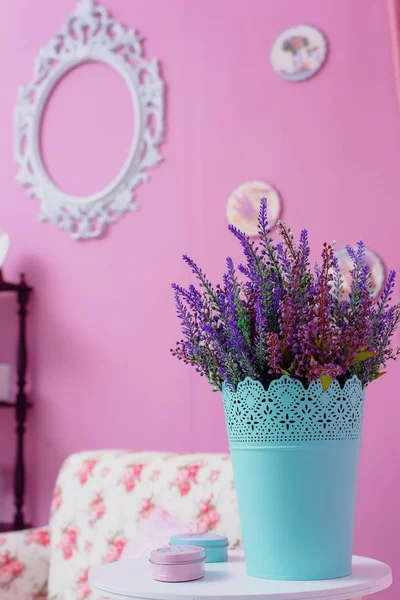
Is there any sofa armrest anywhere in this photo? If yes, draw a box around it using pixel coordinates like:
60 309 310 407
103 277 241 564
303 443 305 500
0 526 50 599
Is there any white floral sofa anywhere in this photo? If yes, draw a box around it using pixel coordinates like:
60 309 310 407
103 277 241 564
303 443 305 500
0 451 241 599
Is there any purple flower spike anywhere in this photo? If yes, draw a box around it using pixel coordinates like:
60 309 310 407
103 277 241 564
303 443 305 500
171 204 400 391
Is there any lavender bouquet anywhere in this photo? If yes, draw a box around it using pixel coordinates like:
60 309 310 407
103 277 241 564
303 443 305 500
171 199 400 391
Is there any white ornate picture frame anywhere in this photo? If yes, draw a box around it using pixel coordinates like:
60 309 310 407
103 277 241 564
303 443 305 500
14 0 165 239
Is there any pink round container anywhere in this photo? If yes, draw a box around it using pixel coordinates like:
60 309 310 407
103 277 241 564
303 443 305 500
149 545 206 582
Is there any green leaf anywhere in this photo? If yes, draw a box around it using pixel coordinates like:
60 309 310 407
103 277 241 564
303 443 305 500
350 350 376 365
279 367 291 376
370 371 386 380
320 374 331 391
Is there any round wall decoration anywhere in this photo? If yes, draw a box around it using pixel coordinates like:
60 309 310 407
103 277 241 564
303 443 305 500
335 247 385 299
270 24 327 82
14 0 165 240
226 181 281 236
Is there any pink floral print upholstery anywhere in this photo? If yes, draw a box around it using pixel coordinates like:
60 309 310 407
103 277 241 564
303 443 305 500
0 527 50 599
0 451 240 599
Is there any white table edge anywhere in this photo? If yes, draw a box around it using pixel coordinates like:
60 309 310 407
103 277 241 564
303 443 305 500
89 554 393 600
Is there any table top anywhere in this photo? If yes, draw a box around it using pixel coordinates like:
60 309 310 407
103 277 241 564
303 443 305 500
90 551 392 600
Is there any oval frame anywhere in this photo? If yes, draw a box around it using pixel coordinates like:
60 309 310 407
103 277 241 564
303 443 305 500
14 0 165 239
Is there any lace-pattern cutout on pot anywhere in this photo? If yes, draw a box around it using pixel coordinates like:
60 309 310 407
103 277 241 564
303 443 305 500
222 375 364 443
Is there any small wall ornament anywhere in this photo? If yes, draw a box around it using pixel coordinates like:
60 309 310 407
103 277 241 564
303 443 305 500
226 181 281 236
270 24 327 82
335 246 385 299
14 0 165 240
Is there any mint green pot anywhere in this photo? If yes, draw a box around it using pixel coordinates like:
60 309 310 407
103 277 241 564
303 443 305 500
222 375 364 581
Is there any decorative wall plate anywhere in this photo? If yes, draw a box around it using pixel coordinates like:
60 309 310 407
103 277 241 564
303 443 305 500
14 0 165 239
270 24 327 82
335 247 385 299
226 181 281 236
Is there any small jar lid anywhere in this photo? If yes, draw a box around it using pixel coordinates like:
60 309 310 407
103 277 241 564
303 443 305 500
170 533 228 548
150 545 205 565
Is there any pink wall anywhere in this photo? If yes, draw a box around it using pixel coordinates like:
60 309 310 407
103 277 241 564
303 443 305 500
0 0 399 596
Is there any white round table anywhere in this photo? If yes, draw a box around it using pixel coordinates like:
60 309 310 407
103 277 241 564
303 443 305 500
90 551 392 600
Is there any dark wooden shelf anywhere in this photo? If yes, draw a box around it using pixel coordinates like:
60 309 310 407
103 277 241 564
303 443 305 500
0 400 13 408
0 522 32 533
0 400 32 409
0 274 32 294
0 271 32 531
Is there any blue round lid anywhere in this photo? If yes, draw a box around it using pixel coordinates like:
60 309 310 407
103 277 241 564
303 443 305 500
170 532 228 548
